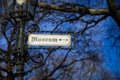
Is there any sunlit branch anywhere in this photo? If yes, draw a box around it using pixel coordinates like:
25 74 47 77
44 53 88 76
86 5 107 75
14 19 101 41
38 2 109 15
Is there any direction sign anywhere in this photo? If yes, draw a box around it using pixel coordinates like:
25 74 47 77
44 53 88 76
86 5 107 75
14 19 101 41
28 34 71 46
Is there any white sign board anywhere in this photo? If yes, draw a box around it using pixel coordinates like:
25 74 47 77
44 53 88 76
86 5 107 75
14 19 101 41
28 34 71 46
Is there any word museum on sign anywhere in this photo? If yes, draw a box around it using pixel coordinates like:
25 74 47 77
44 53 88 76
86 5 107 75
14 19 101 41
28 34 71 46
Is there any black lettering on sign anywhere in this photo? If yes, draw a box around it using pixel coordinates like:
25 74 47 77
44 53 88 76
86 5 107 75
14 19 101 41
31 37 58 42
31 37 37 42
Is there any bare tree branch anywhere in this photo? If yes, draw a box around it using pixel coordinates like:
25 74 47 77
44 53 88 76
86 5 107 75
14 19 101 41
38 2 109 15
42 49 71 80
61 57 90 68
107 0 120 28
0 66 8 73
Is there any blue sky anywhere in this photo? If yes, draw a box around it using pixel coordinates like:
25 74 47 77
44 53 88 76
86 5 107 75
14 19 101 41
0 0 120 79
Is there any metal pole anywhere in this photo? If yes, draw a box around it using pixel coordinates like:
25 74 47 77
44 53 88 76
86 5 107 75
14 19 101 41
16 20 24 80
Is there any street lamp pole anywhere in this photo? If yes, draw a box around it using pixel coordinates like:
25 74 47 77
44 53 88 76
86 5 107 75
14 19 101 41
16 20 24 80
15 1 25 79
1 0 38 79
